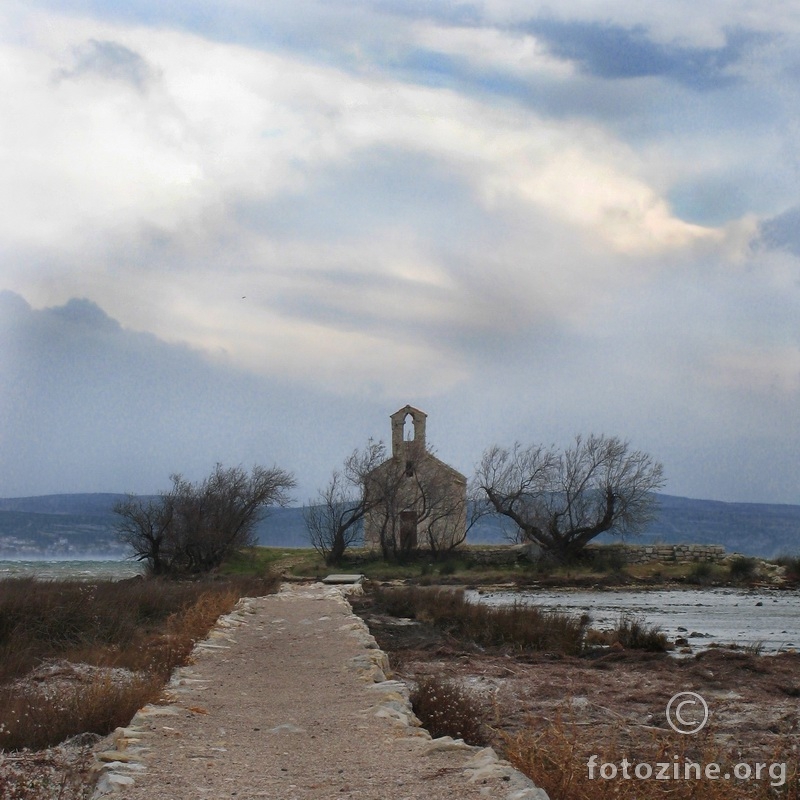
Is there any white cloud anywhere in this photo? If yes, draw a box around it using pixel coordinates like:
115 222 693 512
1 4 746 398
411 22 575 79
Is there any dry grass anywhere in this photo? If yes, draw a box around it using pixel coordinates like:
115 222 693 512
0 574 280 752
585 615 669 652
370 585 587 655
410 674 488 745
501 713 798 800
0 672 161 751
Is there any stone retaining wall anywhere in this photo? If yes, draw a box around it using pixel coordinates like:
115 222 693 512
586 543 727 564
466 545 532 566
465 543 726 566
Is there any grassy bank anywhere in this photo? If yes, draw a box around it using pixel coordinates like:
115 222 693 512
361 584 668 656
224 545 793 588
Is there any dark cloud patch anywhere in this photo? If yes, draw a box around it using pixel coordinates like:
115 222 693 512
0 293 381 498
523 20 764 89
381 44 660 123
668 177 753 226
759 206 800 256
59 39 155 89
400 55 688 134
50 297 122 332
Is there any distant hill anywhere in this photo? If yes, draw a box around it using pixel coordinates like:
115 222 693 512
637 494 800 557
0 494 128 515
0 492 798 559
0 494 312 558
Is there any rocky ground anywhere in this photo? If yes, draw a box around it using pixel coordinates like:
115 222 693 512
353 599 800 778
0 737 97 800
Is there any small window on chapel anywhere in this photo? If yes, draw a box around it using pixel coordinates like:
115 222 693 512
405 460 415 477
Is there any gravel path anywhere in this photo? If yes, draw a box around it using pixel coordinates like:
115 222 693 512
92 583 546 800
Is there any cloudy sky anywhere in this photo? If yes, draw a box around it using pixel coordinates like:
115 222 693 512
1 0 799 504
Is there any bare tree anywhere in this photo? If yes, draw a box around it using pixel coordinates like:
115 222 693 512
114 492 176 576
304 440 386 565
475 434 664 561
115 464 296 575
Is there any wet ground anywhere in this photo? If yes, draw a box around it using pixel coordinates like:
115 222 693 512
470 587 800 653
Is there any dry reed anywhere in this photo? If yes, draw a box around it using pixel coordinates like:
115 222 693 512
501 712 799 800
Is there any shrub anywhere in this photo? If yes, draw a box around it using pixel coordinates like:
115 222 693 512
687 561 714 585
115 464 295 576
775 554 800 584
410 675 487 745
729 556 758 582
612 615 668 652
438 559 457 576
585 547 627 574
584 615 668 652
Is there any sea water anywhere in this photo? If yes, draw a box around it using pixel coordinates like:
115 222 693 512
0 559 145 581
469 587 800 653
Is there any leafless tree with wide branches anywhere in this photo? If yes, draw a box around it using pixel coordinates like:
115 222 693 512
475 434 664 561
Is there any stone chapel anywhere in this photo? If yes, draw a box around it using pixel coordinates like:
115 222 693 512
363 405 467 551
